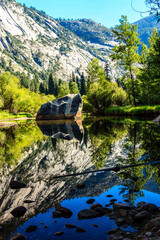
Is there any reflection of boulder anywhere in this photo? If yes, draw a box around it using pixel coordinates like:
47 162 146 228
36 120 84 142
36 94 82 120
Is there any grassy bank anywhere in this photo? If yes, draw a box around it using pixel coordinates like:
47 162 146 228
105 105 160 117
0 111 34 120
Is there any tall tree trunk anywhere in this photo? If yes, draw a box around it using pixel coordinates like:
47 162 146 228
130 68 136 106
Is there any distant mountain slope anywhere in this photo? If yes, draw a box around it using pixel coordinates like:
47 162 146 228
2 0 158 82
0 0 93 79
57 18 113 45
134 14 160 45
0 0 121 81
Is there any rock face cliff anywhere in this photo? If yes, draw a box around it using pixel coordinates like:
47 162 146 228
0 0 120 81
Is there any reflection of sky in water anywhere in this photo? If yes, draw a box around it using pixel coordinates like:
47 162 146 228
2 119 160 240
8 184 160 240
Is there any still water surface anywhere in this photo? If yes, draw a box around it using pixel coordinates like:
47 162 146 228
0 117 160 240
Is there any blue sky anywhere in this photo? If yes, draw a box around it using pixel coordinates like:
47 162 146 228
16 0 149 28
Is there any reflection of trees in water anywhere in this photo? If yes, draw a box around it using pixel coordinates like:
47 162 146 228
0 122 44 166
1 118 160 205
116 121 160 204
84 120 128 169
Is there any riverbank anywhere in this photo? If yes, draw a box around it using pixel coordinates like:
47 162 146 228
0 111 34 120
105 105 160 117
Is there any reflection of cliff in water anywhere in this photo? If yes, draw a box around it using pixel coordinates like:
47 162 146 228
1 119 160 239
0 120 124 239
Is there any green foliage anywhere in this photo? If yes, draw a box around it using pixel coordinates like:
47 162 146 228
69 81 79 94
58 81 70 98
105 105 160 116
57 18 113 45
111 15 141 106
111 83 128 106
0 72 55 114
80 72 86 96
84 58 128 115
83 119 128 169
0 122 44 166
0 111 33 119
137 28 160 105
87 57 106 85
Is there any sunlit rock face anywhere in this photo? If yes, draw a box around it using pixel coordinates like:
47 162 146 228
36 94 83 120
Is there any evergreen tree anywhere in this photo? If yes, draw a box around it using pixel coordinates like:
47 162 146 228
20 73 30 89
58 82 70 98
148 28 160 78
138 28 160 104
39 82 45 93
69 81 79 94
111 15 141 106
1 57 7 69
53 78 58 97
104 61 110 81
80 72 86 96
48 73 54 95
71 72 76 82
87 57 106 85
145 0 160 20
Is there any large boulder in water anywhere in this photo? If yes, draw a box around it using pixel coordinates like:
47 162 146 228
36 94 82 120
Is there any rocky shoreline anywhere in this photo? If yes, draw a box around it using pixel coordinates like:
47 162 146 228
8 193 160 240
52 199 160 240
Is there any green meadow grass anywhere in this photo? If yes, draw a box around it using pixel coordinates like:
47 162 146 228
105 105 160 116
0 111 33 120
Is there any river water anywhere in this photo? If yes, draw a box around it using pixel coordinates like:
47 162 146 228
0 117 160 240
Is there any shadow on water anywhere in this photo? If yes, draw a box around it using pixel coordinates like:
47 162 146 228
0 118 160 239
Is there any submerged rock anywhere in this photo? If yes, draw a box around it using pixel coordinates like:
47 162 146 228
78 209 100 219
113 202 135 210
54 231 64 236
76 182 85 189
134 211 150 221
9 181 26 189
90 203 103 210
92 224 98 228
11 206 27 217
139 203 159 213
94 207 112 216
86 199 95 204
145 217 160 230
36 94 82 120
65 223 77 228
106 194 113 198
54 206 73 218
9 233 26 240
25 225 38 233
76 227 86 232
52 210 63 218
23 200 34 203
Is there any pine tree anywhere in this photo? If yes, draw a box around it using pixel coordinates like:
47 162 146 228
39 82 45 93
80 72 86 96
87 57 106 85
69 81 79 94
104 61 110 81
138 28 160 104
48 73 54 95
58 82 70 98
72 72 76 82
111 15 141 106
